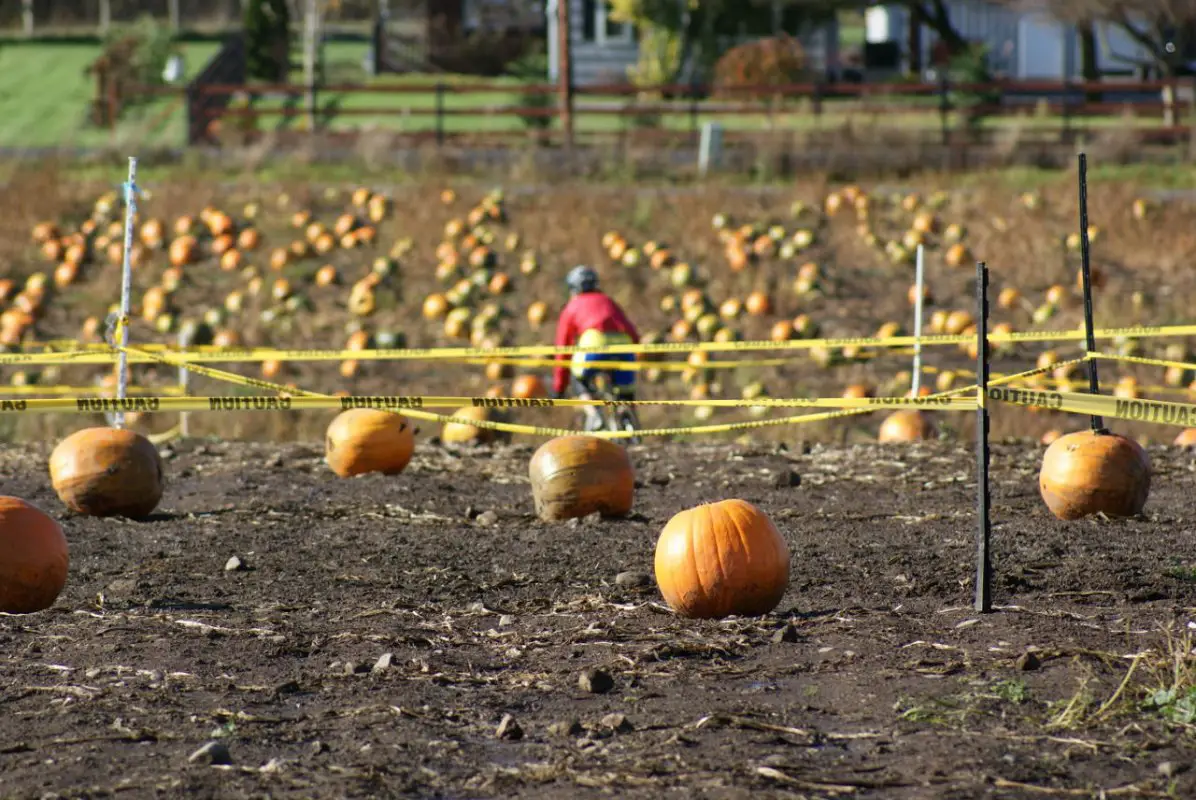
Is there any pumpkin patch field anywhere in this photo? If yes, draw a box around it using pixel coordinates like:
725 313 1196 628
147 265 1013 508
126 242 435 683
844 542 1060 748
4 164 1196 797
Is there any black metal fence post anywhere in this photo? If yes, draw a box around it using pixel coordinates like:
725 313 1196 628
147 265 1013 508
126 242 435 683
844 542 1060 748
974 260 993 614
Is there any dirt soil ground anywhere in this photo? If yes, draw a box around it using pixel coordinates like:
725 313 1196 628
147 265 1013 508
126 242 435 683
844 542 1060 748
2 438 1195 799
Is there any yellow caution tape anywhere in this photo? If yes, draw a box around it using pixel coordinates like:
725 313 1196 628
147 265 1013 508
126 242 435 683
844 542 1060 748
988 385 1196 428
1088 351 1196 373
4 323 1196 366
0 384 186 396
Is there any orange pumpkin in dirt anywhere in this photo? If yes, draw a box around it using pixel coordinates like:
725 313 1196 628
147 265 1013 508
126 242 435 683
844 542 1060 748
269 248 290 271
1039 430 1150 520
49 428 164 519
31 221 59 243
0 496 69 614
528 435 634 522
526 301 548 328
210 233 235 256
441 406 497 446
511 375 548 400
745 291 772 316
654 499 790 619
422 294 450 321
878 410 935 443
488 272 511 295
1174 428 1196 447
325 409 415 478
53 262 79 289
168 236 197 266
237 228 260 250
315 265 338 287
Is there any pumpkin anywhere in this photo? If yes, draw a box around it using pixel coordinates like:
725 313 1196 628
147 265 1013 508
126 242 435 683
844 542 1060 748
49 427 164 519
528 436 634 522
1174 428 1196 448
325 409 415 478
744 291 772 316
511 375 548 399
1039 430 1151 520
654 499 790 619
0 496 69 614
441 406 497 446
878 410 934 443
526 301 548 328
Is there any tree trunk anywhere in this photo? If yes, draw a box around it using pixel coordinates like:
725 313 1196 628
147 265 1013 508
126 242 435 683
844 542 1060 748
1078 22 1099 102
907 9 922 75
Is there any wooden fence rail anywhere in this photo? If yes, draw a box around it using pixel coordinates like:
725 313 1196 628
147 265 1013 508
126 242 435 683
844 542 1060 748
175 76 1195 152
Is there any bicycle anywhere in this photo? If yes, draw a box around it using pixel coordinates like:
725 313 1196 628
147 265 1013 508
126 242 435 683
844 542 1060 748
574 370 641 446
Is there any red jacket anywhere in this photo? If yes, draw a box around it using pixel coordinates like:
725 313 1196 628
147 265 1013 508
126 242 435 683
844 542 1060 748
553 292 640 394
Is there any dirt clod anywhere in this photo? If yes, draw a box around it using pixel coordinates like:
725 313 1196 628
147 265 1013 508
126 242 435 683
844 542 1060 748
579 667 615 694
475 510 498 526
224 555 246 572
188 741 232 765
615 570 652 588
549 720 584 737
774 469 802 488
372 652 393 673
601 713 633 733
772 623 801 643
495 714 523 740
1016 650 1042 671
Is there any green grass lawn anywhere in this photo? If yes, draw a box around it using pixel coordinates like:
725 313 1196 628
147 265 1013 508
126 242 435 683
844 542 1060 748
0 41 218 149
0 39 1180 148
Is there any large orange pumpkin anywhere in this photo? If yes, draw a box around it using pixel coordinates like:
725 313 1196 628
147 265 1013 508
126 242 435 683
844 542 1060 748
0 496 69 614
1039 430 1151 520
441 406 497 446
325 409 415 478
654 499 790 619
878 410 934 443
49 428 164 519
528 435 634 521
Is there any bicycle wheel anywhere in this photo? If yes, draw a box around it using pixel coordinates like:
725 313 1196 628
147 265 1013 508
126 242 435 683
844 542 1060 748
617 407 641 445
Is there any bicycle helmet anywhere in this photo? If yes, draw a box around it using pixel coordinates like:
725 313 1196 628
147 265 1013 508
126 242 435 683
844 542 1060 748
566 265 600 295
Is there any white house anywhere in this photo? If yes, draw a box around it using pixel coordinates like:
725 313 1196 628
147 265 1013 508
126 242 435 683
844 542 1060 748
864 0 1154 80
546 0 841 87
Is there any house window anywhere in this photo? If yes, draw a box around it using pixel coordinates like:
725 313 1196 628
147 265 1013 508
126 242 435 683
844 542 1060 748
579 0 632 45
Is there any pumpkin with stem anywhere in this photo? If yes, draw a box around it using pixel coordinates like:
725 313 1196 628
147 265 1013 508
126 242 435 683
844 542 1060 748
528 435 634 522
325 409 415 478
49 427 164 519
0 496 69 614
1039 429 1150 520
654 499 790 619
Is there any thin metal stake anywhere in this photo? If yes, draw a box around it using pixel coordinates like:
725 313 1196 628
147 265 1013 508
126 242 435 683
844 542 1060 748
974 260 992 613
912 243 925 395
1077 153 1105 432
113 156 138 430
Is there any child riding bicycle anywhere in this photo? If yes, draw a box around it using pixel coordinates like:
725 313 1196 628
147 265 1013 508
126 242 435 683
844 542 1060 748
551 266 640 433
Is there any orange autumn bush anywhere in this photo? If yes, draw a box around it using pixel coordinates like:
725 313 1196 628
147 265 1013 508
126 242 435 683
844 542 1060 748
713 36 809 100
